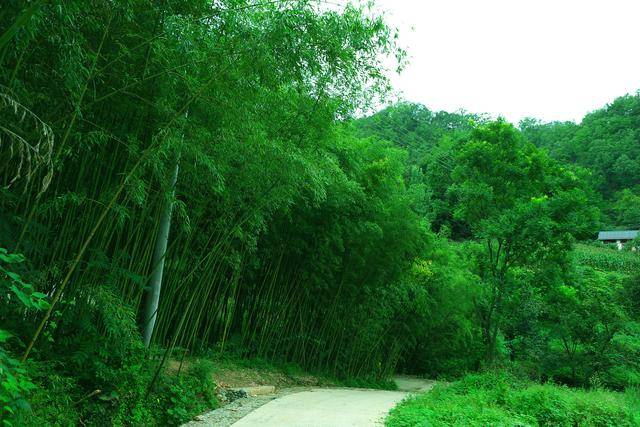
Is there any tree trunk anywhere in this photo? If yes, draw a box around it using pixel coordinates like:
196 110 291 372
141 157 179 347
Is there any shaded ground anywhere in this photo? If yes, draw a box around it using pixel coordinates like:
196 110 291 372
168 358 340 389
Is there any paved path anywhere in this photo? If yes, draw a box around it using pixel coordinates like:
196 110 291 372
393 376 435 392
230 377 434 427
231 388 407 427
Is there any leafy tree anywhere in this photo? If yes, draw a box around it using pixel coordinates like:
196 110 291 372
444 120 594 362
609 188 640 229
543 267 640 388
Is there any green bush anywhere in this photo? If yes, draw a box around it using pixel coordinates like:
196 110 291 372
14 363 79 426
0 342 36 426
539 265 640 390
12 284 218 426
157 359 218 426
508 384 635 426
386 371 640 427
0 248 50 425
19 359 219 426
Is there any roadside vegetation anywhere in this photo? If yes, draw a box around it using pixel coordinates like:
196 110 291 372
1 1 640 426
387 371 640 427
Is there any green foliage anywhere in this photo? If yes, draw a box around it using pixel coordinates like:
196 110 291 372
0 337 34 427
432 120 595 363
609 188 640 229
0 248 49 312
230 129 429 379
394 239 482 378
625 274 640 319
0 248 49 425
358 105 640 393
156 360 218 426
520 93 640 224
353 103 481 233
15 287 218 426
386 371 640 427
542 265 640 389
354 102 479 161
20 359 219 426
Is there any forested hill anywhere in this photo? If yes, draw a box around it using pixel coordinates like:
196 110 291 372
522 94 640 196
522 94 640 229
355 94 640 230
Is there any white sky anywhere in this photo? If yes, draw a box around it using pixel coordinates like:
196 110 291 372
370 0 640 124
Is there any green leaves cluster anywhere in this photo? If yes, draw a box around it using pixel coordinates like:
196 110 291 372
0 249 49 311
0 344 33 427
0 248 49 425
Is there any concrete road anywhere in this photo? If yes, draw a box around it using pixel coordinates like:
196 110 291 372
231 378 434 427
393 376 435 392
231 388 408 427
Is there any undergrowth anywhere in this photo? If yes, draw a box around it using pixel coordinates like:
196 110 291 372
386 371 640 426
9 285 219 426
17 358 218 426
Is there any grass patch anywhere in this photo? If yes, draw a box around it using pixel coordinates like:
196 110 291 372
386 371 640 426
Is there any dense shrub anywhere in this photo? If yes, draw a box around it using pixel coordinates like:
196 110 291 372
18 360 218 426
539 264 640 389
13 285 218 425
155 359 218 425
0 248 49 425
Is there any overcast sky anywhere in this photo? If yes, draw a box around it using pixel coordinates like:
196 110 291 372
369 0 640 124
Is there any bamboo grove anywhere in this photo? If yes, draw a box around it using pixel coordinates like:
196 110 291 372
0 0 419 384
